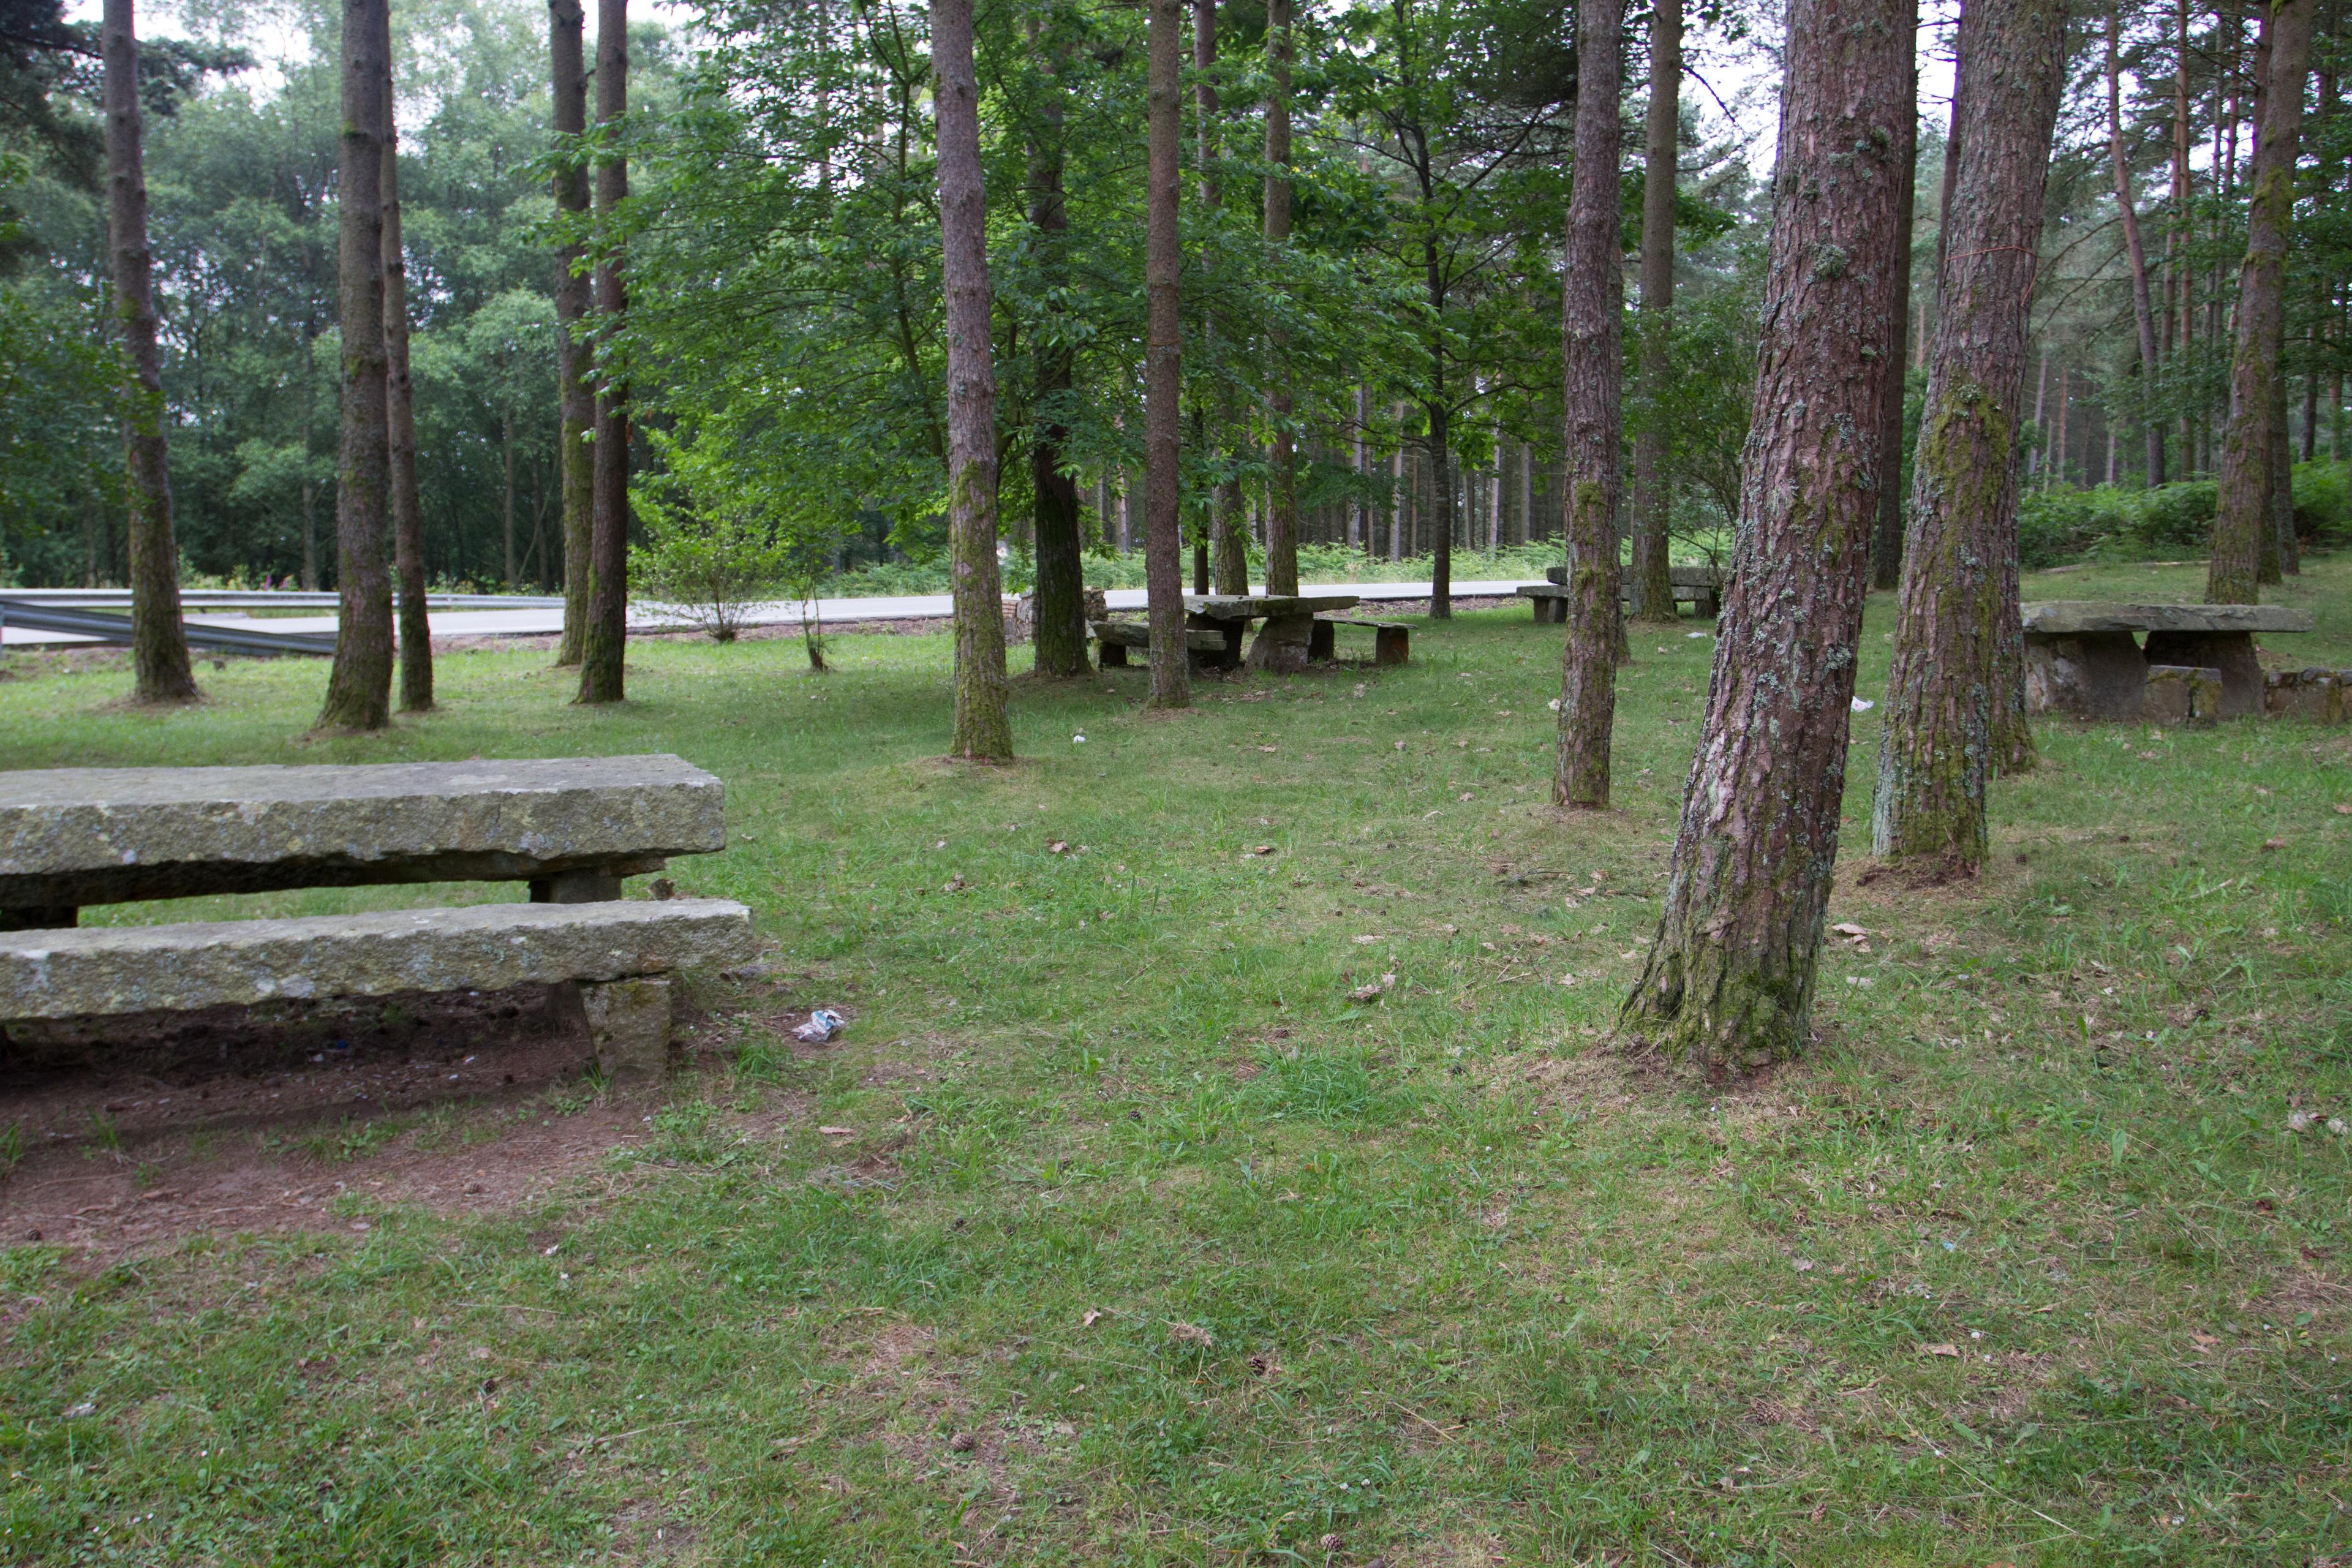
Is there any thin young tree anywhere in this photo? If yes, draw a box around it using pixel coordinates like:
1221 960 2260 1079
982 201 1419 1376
1262 0 1300 597
1871 0 2065 874
1555 0 1625 809
1144 0 1190 709
1619 0 1914 1074
102 0 198 704
1196 0 1246 597
2108 1 2168 486
576 0 629 704
932 0 1012 759
2211 0 2314 601
549 0 593 665
317 0 396 731
1628 0 1680 623
1027 9 1089 679
382 44 432 712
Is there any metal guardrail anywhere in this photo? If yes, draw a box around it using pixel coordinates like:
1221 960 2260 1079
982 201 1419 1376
0 598 337 657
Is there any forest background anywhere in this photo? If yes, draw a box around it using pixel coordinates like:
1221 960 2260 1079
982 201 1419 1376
2 0 2350 600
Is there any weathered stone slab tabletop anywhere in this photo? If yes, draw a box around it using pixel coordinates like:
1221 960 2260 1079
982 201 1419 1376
0 754 726 927
2021 601 2315 721
1182 594 1362 673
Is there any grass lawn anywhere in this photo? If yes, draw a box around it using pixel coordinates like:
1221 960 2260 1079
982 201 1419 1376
3 557 2351 1566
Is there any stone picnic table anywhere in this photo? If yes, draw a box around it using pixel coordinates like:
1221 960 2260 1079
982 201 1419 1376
1184 594 1362 673
1518 564 1724 622
0 755 751 1078
2022 601 2316 722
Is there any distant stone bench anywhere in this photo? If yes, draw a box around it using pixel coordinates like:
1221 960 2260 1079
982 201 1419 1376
0 756 751 1079
2021 601 2315 721
1308 617 1411 666
1521 565 1723 622
1091 619 1237 669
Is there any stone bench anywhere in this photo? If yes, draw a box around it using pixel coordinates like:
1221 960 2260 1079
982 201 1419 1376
0 755 750 1079
2021 601 2315 721
1308 618 1411 666
0 899 751 1079
1092 620 1241 669
1520 570 1722 623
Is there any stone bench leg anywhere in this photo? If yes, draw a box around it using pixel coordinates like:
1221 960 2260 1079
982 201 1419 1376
552 974 676 1081
1309 619 1335 662
1374 625 1409 666
531 867 624 903
2144 630 2263 718
1246 614 1314 674
1098 639 1128 668
2024 631 2146 718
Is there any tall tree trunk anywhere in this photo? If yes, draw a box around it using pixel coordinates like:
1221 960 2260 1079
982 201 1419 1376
317 0 394 731
1195 0 1247 597
382 61 432 714
932 0 1012 756
1619 0 1912 1075
2255 15 2286 587
549 0 593 665
1351 385 1368 549
1424 388 1454 614
1144 0 1190 708
102 0 198 704
1555 0 1626 810
1871 61 1918 590
1027 12 1088 677
2272 364 2299 571
300 322 318 589
1873 0 2063 872
2174 0 2196 469
2108 2 2169 486
503 415 518 585
577 0 630 703
1629 0 1681 620
1261 0 1300 596
2211 0 2313 603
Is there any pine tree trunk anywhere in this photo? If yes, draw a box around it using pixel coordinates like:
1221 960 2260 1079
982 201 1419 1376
1872 0 2065 874
102 0 198 705
1145 0 1190 707
549 0 593 666
576 0 630 703
382 66 432 714
1425 388 1454 616
2108 2 2169 486
1870 62 1917 592
503 417 518 585
1618 0 1913 1075
1629 0 1681 622
317 0 395 731
1261 0 1299 597
2211 0 2313 603
1555 0 1625 810
1027 14 1088 679
300 323 318 589
1196 1 1248 600
2272 366 2299 571
930 0 1013 756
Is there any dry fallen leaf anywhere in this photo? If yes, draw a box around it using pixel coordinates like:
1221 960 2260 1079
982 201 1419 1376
2261 837 2288 852
1258 744 1278 753
819 1125 858 1137
1920 1343 1960 1359
1047 840 1070 854
1167 1321 1215 1349
1082 1309 1106 1327
2336 803 2352 816
1831 922 1869 940
1245 844 1277 857
1352 933 1383 944
1348 971 1398 1003
1792 1258 1815 1272
2190 1331 2219 1351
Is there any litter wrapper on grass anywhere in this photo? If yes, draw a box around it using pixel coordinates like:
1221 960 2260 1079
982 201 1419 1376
795 1009 846 1044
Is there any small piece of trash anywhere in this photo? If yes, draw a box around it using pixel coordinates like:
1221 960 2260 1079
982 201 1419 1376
62 1401 96 1419
1831 922 1869 939
1844 976 1874 988
795 1009 846 1044
1547 697 1562 711
1072 734 1087 744
1393 739 1408 750
1352 934 1382 944
1348 971 1397 1003
1686 631 1707 639
1851 697 1875 713
1920 1343 1960 1359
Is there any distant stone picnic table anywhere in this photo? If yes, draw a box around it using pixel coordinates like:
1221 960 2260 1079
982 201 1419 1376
2021 601 2318 723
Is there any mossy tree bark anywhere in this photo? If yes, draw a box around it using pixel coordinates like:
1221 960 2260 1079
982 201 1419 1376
548 0 593 667
2211 0 2313 603
1027 10 1088 679
317 0 396 732
1618 0 1912 1075
1871 0 2063 872
102 0 198 706
1144 0 1191 709
381 64 432 714
1261 0 1300 598
932 0 1012 758
1869 62 1917 593
2106 1 2169 488
1628 0 1681 624
1555 0 1625 810
576 0 629 705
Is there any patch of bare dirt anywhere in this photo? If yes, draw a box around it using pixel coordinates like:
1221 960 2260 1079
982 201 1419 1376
0 982 752 1264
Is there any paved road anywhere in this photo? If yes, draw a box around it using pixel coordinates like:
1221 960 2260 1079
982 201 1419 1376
1 580 1550 649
